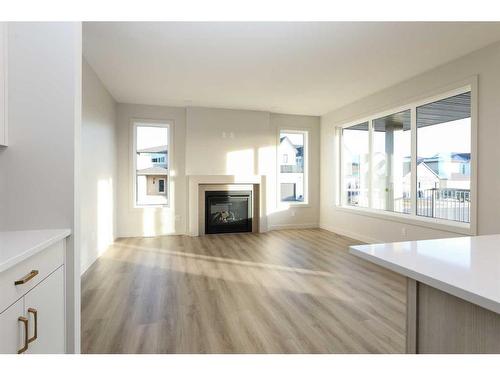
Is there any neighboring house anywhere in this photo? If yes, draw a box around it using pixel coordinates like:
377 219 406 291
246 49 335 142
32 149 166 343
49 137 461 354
421 152 471 189
137 145 168 201
403 152 471 193
279 136 304 201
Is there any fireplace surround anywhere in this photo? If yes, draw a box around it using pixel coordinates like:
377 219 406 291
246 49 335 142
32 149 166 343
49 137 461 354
194 180 262 236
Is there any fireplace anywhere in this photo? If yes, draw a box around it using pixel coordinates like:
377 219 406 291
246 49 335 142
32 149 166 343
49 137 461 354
205 190 252 234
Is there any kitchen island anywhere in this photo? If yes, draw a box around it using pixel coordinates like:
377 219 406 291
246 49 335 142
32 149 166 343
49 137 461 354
350 235 500 354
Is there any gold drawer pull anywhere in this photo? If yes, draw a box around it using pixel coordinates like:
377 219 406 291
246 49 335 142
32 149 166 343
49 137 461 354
14 270 39 285
28 308 38 343
18 316 29 354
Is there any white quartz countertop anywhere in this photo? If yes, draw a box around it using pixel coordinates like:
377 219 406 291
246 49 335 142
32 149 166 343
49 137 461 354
0 229 71 273
350 235 500 314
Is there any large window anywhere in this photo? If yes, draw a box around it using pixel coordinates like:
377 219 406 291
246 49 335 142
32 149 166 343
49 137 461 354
279 130 308 203
340 87 473 227
372 110 411 214
416 92 471 222
134 122 170 206
342 122 369 207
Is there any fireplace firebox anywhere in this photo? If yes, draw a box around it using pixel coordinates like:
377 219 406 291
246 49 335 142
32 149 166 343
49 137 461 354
205 190 252 234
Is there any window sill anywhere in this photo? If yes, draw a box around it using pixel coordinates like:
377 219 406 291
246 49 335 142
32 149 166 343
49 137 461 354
279 201 311 208
335 205 475 236
133 204 170 210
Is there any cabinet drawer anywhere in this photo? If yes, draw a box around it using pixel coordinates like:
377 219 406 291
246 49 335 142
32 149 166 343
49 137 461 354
0 240 64 313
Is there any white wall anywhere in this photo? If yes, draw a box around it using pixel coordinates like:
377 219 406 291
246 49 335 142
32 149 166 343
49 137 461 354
116 103 187 237
320 41 500 243
115 105 320 237
0 22 82 353
81 59 117 274
186 107 272 176
186 107 320 230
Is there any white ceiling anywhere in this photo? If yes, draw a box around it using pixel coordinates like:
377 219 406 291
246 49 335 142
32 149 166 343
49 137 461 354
83 22 500 116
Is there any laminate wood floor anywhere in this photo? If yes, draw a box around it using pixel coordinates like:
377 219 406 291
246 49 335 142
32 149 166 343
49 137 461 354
81 229 406 353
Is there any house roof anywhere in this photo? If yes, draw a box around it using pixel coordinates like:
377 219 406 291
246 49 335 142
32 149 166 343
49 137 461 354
420 152 471 164
137 145 168 154
137 166 168 176
417 161 441 179
280 136 304 157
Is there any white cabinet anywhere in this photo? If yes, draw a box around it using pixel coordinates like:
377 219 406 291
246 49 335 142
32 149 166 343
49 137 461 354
24 267 65 353
0 234 67 354
0 22 7 146
0 299 24 354
0 269 65 354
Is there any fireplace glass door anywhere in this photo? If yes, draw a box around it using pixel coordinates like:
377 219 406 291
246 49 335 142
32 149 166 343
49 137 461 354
205 191 252 234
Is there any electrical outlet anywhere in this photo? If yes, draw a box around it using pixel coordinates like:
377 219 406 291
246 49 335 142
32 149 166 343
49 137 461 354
291 211 296 217
175 215 181 222
401 227 407 237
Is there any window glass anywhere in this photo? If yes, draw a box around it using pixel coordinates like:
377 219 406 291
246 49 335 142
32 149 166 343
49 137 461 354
279 131 307 202
416 92 471 222
342 122 369 207
372 110 411 213
135 125 169 206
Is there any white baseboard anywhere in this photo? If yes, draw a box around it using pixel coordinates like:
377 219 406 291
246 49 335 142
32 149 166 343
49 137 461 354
319 223 382 244
268 222 319 231
116 231 186 239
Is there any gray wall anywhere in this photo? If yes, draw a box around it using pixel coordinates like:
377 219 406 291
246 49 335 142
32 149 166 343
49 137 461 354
81 59 117 274
320 41 500 243
0 22 82 353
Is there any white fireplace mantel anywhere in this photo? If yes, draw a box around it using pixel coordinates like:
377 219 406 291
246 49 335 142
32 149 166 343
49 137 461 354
187 175 267 236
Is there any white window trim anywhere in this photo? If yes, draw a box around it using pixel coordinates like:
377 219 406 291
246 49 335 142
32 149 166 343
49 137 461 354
277 129 310 207
336 79 477 235
130 119 173 209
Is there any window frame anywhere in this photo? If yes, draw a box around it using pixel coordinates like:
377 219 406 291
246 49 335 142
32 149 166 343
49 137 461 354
131 119 172 209
277 129 309 206
337 80 477 235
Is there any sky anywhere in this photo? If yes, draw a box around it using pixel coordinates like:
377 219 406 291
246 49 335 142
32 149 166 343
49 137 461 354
136 125 169 150
344 118 471 159
282 132 304 146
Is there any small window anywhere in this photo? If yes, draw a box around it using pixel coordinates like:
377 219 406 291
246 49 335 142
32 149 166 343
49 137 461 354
279 130 308 203
134 123 169 206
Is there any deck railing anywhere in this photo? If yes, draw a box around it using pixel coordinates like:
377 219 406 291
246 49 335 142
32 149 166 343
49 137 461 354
280 165 304 173
347 188 471 223
417 188 470 223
